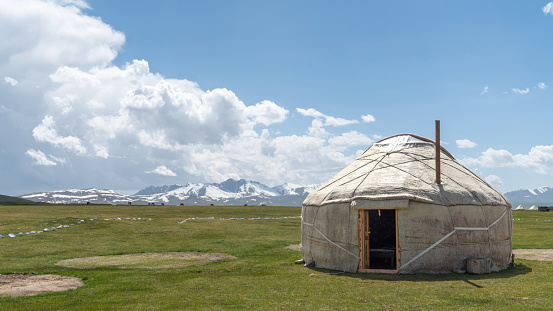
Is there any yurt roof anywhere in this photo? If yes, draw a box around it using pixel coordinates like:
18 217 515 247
304 134 510 208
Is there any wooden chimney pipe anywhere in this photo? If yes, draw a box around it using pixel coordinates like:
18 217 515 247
435 120 441 185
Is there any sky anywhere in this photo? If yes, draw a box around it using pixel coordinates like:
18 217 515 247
2 0 553 195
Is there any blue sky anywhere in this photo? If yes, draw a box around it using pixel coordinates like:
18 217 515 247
2 0 553 195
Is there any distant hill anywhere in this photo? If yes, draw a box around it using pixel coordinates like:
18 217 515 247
504 187 553 208
0 194 41 205
20 179 320 206
20 188 147 205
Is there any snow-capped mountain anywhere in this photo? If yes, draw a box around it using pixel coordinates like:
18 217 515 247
272 183 319 195
137 179 304 205
134 184 183 195
21 188 141 205
504 187 553 207
26 183 553 208
20 179 320 206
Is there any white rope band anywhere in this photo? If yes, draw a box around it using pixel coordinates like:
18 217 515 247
399 208 509 270
303 221 361 260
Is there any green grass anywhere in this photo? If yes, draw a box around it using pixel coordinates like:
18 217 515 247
0 206 552 310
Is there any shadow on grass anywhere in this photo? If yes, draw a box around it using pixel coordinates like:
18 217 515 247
306 263 531 284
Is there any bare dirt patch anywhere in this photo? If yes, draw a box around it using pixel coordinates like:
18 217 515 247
55 252 235 269
0 274 83 297
513 249 553 261
286 244 301 252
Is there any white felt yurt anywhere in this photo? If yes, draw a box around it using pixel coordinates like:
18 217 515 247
515 205 525 211
301 134 512 274
529 205 538 211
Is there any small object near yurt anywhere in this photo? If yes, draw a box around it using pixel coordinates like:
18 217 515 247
529 205 538 211
301 133 512 274
515 205 525 211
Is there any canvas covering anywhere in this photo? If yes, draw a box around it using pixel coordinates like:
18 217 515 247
301 134 512 273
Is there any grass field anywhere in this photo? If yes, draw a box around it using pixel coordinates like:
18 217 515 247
0 206 552 310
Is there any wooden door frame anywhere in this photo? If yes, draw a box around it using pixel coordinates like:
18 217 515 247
357 209 400 274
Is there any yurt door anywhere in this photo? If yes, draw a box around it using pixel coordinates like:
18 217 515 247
358 209 398 272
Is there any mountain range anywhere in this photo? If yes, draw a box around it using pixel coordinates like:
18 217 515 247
19 179 319 206
17 180 553 208
502 187 553 208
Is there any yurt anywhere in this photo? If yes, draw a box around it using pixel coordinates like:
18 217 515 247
301 134 512 274
529 205 538 211
515 205 525 211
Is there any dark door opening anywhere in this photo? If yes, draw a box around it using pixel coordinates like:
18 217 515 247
359 209 397 270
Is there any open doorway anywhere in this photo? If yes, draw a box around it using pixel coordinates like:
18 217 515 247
358 209 398 272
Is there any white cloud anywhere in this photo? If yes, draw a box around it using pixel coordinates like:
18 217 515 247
53 93 77 115
307 119 327 138
297 108 358 127
543 2 553 15
512 88 530 94
325 116 359 127
328 131 374 151
484 175 503 187
244 100 289 126
456 139 478 149
481 86 488 95
179 131 358 185
361 114 375 123
463 145 553 175
47 0 90 9
25 149 60 166
39 59 365 186
296 107 324 119
0 0 125 79
146 165 177 177
32 115 86 155
538 82 547 90
4 77 18 86
0 0 383 193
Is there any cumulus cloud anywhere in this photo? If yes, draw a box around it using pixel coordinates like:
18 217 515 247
37 56 374 186
0 0 382 193
180 130 360 185
481 86 488 95
146 165 177 177
328 131 374 151
456 139 478 149
4 77 18 86
512 88 530 94
32 115 86 155
297 108 359 127
0 0 125 79
361 114 375 123
25 149 63 166
307 119 327 138
484 175 503 187
48 0 90 9
463 145 553 175
244 100 289 126
543 2 553 15
538 82 547 90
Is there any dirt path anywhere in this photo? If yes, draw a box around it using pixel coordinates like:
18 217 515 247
55 252 235 269
513 249 553 261
0 274 83 297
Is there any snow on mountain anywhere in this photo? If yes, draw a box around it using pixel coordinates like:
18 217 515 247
19 179 320 206
504 187 553 207
139 179 283 203
21 188 137 205
272 183 319 195
134 184 183 195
